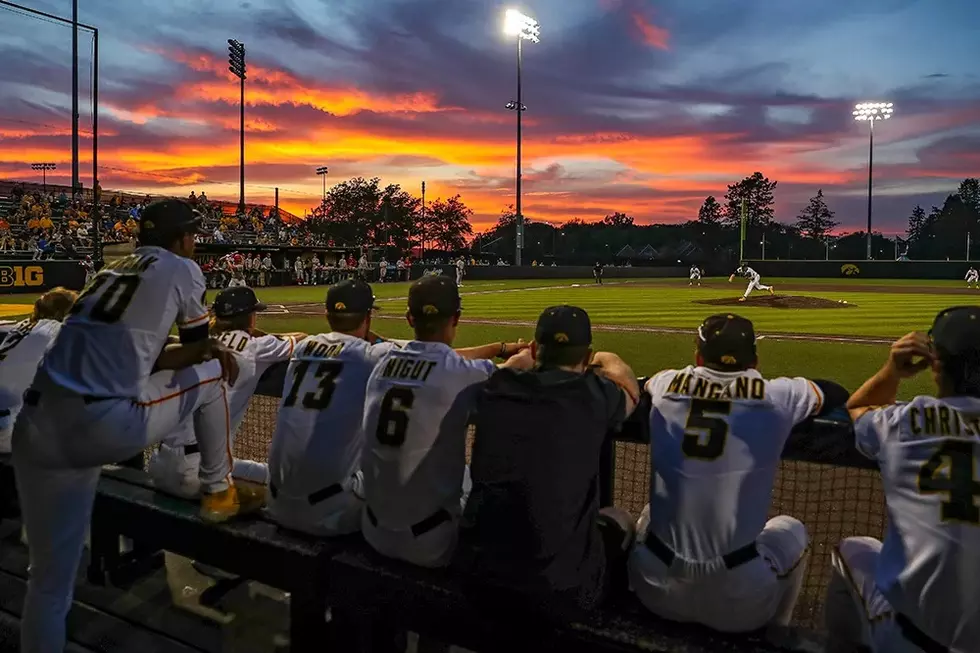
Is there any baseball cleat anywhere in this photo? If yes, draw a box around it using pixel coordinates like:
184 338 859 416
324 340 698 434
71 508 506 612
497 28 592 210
769 287 775 295
200 484 265 523
738 297 747 302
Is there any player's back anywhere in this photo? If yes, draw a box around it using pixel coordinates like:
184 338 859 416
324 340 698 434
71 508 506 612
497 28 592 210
0 319 62 419
864 395 980 648
362 341 494 527
41 247 206 397
213 329 297 434
269 333 393 497
646 365 819 559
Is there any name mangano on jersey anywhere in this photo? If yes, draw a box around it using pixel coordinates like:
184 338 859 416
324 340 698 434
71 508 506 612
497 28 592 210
854 395 980 647
269 333 399 498
645 365 823 558
42 248 211 397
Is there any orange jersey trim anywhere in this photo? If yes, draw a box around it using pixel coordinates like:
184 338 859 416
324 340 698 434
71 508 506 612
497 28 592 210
134 375 221 406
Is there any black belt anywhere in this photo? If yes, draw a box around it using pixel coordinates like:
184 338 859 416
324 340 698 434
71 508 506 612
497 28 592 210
23 390 115 407
181 443 200 456
0 409 8 418
644 531 759 570
896 613 949 653
268 481 343 506
366 506 451 538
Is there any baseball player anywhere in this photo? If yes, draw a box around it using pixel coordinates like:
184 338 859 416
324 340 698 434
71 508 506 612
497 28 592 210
294 256 305 285
964 266 978 289
455 257 465 287
689 265 702 287
826 308 980 652
629 314 832 633
148 286 304 499
227 256 247 288
378 257 388 283
11 199 260 653
80 255 95 284
729 262 774 301
267 279 401 536
593 262 603 285
361 275 532 567
0 288 77 453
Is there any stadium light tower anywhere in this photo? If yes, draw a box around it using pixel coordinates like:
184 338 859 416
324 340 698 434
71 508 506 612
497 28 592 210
315 166 329 201
504 8 539 266
30 163 57 192
853 102 894 260
228 39 247 213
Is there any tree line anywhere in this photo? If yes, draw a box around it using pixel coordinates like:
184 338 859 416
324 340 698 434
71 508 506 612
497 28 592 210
311 173 980 263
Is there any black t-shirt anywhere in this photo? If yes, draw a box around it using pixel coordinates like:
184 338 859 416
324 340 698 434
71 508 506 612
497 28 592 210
460 366 627 611
593 264 602 274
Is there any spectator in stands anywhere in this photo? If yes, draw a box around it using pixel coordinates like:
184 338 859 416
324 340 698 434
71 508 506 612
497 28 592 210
459 305 638 618
827 309 980 653
630 314 848 633
361 276 532 568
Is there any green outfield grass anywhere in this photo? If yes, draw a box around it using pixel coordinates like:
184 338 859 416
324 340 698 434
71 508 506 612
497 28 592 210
4 276 972 400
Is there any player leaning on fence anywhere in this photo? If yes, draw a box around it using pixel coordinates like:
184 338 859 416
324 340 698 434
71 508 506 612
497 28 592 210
459 305 639 618
361 275 532 568
11 199 256 653
629 313 849 633
827 306 980 653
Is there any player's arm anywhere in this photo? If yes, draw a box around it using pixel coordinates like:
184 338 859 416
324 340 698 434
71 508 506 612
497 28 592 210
590 351 639 415
847 332 932 422
455 340 528 361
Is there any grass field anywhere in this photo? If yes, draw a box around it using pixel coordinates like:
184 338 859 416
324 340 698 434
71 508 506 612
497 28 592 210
4 275 976 396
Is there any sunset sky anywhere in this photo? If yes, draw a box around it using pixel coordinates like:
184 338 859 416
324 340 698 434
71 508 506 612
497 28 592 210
0 0 978 233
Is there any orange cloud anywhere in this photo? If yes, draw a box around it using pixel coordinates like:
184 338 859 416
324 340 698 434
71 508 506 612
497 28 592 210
631 12 669 50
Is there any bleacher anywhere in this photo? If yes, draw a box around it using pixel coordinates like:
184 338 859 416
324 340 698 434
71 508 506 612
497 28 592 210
0 373 879 652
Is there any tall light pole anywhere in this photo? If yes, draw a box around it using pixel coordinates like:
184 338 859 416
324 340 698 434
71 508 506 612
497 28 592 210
853 102 894 260
30 163 57 193
315 166 329 202
420 180 426 260
228 39 247 213
504 8 539 266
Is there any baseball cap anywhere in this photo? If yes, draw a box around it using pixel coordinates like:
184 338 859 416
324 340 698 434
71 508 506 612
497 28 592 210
213 286 267 318
535 305 592 347
139 199 204 240
408 275 460 319
326 279 377 314
697 313 757 370
929 306 980 357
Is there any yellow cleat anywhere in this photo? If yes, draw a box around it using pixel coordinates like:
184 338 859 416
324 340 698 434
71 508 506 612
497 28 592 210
200 483 265 523
738 297 747 302
769 287 775 295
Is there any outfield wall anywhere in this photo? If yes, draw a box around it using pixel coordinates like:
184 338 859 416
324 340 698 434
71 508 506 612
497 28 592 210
0 260 86 294
741 259 974 280
418 265 688 280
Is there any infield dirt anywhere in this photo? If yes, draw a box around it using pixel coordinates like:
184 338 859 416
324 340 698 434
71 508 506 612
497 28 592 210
694 295 855 309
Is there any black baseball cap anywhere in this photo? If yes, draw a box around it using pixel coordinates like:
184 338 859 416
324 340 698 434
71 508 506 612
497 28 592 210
697 313 757 370
930 306 980 358
139 199 204 242
535 305 592 347
213 286 266 318
326 279 377 314
408 275 460 319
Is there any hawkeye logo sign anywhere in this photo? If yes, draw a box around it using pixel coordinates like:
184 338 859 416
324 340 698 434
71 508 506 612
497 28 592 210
841 264 861 277
0 265 44 288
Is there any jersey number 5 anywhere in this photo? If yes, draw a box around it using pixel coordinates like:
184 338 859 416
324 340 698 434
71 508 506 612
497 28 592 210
917 440 980 524
376 387 415 447
71 274 140 323
282 360 343 410
682 399 731 460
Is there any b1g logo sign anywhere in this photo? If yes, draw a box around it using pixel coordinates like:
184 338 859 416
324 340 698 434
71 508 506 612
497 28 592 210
840 264 861 277
0 265 44 288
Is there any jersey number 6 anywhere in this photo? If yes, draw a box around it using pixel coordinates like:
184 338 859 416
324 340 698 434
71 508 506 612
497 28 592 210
376 387 415 447
682 399 731 460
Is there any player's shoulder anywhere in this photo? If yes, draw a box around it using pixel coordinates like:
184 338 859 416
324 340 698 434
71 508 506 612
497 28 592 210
645 365 694 396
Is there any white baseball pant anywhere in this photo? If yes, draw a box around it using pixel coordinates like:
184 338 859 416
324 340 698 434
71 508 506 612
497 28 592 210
628 506 809 633
826 537 930 653
744 278 771 298
227 277 247 288
268 471 364 537
148 444 269 499
456 270 463 286
11 360 232 653
362 465 471 569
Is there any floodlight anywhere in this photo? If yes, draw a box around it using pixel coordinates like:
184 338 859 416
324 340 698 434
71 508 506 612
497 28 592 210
853 102 894 121
504 8 540 42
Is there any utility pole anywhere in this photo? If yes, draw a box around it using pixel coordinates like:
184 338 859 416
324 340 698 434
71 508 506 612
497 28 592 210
71 0 79 200
420 180 426 261
227 39 246 213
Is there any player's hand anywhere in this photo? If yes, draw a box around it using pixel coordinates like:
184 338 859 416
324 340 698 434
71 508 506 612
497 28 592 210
885 332 933 378
502 347 534 370
499 339 529 359
210 342 240 386
728 275 735 283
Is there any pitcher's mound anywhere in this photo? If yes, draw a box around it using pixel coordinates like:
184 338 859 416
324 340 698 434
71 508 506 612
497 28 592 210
694 295 854 309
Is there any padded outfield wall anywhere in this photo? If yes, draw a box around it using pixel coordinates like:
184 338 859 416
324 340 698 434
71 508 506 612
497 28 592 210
737 259 976 280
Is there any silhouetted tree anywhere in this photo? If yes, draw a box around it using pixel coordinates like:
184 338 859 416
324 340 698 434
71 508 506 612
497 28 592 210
698 196 723 225
722 172 777 229
795 189 838 240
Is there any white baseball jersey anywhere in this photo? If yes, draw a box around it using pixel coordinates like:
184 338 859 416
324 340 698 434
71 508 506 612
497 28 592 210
362 342 495 527
0 319 62 433
736 266 760 282
853 396 980 649
644 366 823 558
269 334 399 500
456 259 464 272
41 247 210 397
690 266 701 279
966 269 978 281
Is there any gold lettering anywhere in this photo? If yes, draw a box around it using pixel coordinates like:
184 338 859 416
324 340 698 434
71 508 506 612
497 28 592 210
691 378 708 399
680 374 693 395
707 382 723 400
382 358 397 377
735 377 748 399
666 373 684 395
924 407 937 435
750 379 765 400
938 406 952 436
910 407 921 435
